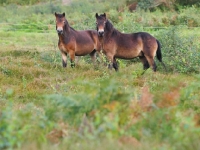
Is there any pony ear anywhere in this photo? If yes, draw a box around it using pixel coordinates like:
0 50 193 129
95 13 98 18
103 13 106 18
55 12 57 16
63 12 65 17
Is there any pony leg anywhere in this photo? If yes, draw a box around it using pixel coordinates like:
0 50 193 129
145 56 157 72
106 53 114 70
89 50 96 65
61 52 67 67
113 57 118 71
69 50 75 68
139 56 149 70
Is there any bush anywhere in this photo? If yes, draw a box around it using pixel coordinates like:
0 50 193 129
175 0 200 6
155 26 200 73
0 0 49 5
0 101 51 149
44 79 130 127
180 75 200 113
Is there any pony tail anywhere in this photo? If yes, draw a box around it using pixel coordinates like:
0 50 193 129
156 40 167 71
156 40 162 62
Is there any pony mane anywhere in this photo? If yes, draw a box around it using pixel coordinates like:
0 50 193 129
70 27 75 31
105 20 119 36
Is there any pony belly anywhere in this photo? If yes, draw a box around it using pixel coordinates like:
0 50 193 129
75 45 94 56
115 54 137 59
115 48 141 59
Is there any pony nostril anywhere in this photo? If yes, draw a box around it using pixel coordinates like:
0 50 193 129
57 29 63 34
98 31 104 36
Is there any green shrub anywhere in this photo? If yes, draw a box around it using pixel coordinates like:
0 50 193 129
44 79 130 126
175 0 200 6
0 101 51 149
180 75 200 113
32 3 62 14
128 108 178 140
137 0 154 10
0 0 49 5
155 26 200 73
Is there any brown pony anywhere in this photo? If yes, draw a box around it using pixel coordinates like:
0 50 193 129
55 12 101 68
95 13 166 72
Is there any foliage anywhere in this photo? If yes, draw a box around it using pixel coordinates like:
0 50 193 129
44 78 130 138
0 1 200 149
175 0 200 6
180 75 200 113
0 102 50 149
137 0 155 10
154 26 200 73
0 1 200 33
0 0 49 5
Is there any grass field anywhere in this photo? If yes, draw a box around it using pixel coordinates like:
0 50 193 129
0 2 200 149
0 28 200 149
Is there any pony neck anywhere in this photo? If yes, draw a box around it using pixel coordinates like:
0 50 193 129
63 19 71 35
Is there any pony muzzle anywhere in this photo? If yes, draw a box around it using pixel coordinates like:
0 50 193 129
98 29 104 37
98 31 104 37
57 27 63 34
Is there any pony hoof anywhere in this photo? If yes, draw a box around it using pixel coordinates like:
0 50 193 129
71 64 75 68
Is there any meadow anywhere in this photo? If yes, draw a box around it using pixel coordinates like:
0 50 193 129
0 0 200 149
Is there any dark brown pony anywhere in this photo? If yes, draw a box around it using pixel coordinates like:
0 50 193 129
95 13 166 72
55 12 101 68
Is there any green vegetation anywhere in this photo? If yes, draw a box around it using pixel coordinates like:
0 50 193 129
0 0 49 5
0 0 200 149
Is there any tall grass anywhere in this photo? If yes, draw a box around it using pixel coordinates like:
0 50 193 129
0 40 200 149
0 1 200 149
